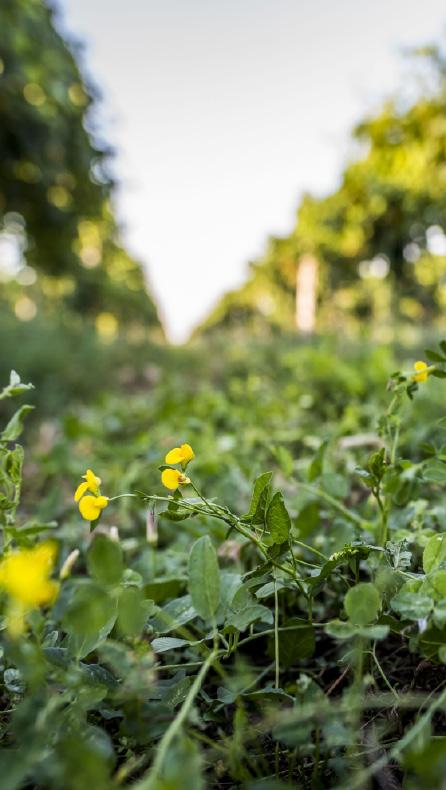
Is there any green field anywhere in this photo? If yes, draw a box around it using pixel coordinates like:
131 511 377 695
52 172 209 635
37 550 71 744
2 335 446 788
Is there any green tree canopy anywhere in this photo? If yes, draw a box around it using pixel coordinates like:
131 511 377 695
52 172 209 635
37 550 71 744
0 0 161 330
199 47 446 335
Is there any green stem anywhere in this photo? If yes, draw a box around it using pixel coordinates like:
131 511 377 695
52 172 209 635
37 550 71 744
139 491 308 594
377 496 387 547
369 644 399 701
274 576 280 689
133 649 220 789
293 539 328 560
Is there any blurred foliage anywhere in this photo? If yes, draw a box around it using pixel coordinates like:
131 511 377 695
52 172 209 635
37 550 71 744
199 47 446 337
0 0 162 348
0 305 168 418
2 338 446 787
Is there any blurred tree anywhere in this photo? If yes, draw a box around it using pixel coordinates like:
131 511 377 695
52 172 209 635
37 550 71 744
199 47 446 335
0 0 162 330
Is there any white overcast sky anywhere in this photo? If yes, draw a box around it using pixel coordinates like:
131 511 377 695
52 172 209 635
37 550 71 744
57 0 446 341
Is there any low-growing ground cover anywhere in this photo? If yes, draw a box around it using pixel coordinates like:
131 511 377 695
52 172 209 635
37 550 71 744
2 336 446 788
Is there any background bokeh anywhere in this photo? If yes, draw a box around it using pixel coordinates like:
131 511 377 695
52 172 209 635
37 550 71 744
2 1 446 415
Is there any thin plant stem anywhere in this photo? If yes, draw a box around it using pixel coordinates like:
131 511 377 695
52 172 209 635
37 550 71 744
274 575 280 689
369 643 399 701
133 649 220 790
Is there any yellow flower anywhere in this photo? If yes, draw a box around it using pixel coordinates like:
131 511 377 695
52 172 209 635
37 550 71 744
413 360 429 383
0 542 59 637
161 469 190 490
74 468 101 501
79 494 109 521
74 469 108 522
165 443 195 467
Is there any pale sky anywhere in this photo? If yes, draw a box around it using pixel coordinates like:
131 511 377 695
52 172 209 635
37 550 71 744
57 0 446 341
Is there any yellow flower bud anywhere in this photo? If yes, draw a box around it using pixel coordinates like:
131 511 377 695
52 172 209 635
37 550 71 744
413 360 429 383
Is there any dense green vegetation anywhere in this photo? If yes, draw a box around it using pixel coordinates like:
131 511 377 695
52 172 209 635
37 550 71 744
2 335 446 788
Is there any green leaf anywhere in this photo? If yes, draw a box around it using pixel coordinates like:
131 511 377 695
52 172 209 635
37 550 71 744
0 371 34 401
143 577 185 603
424 349 446 363
344 583 380 626
188 536 220 620
1 405 34 441
62 583 117 659
87 534 124 586
321 473 349 498
4 668 25 694
390 591 433 620
294 501 319 538
164 676 192 709
117 586 149 637
153 594 197 633
433 601 446 628
266 492 291 544
423 570 446 600
423 460 446 483
244 686 294 702
5 445 24 485
255 579 286 598
276 621 315 666
324 619 356 640
151 637 190 653
357 624 389 640
423 534 446 573
242 471 272 523
226 603 273 631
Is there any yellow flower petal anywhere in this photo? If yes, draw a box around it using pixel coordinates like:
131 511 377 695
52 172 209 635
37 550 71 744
33 541 58 568
83 468 101 493
180 443 195 463
162 469 182 489
165 447 184 465
75 469 102 501
0 542 59 610
161 469 190 490
74 481 89 502
165 444 195 466
79 495 108 521
413 360 429 383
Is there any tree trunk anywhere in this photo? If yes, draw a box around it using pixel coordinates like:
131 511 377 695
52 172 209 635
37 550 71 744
295 254 318 333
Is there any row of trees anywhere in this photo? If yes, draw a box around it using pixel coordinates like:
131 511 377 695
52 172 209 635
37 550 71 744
0 0 161 336
199 47 446 336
